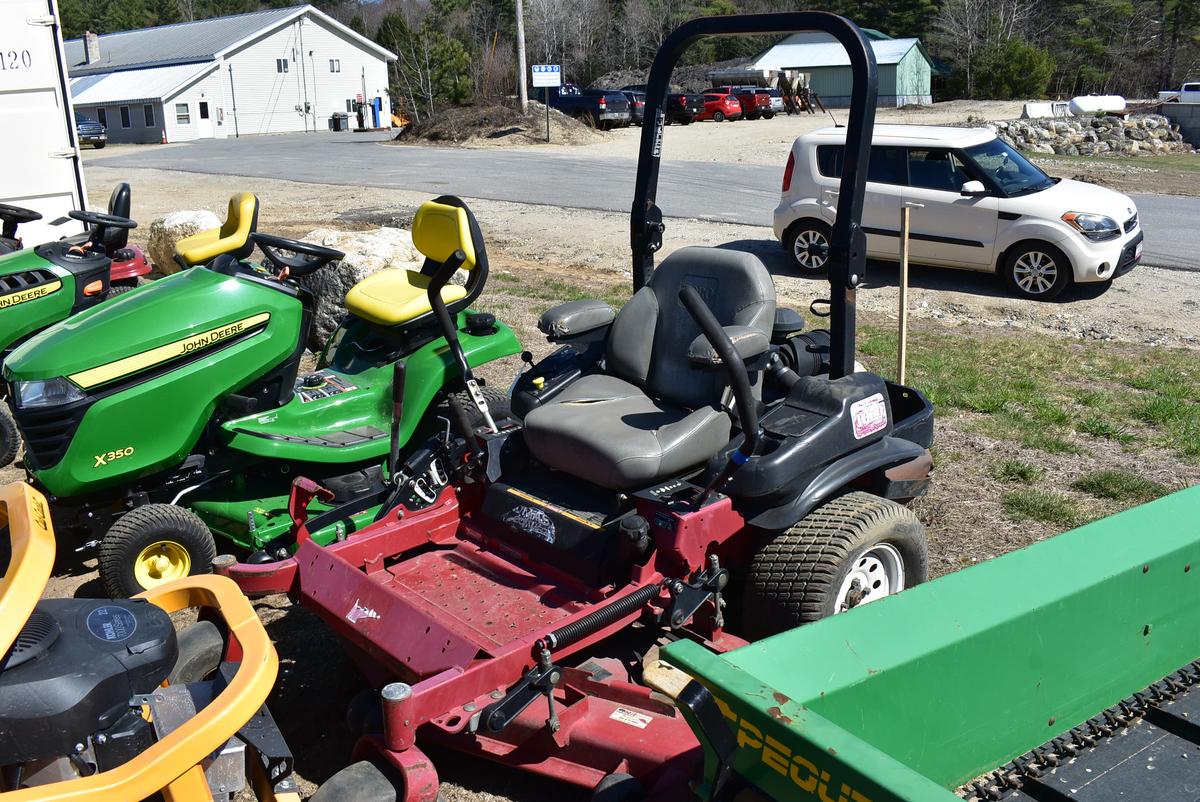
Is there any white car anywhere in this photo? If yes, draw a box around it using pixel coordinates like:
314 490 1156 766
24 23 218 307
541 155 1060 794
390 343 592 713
773 125 1143 300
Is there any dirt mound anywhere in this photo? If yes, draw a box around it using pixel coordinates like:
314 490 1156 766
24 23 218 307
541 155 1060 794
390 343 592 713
396 102 607 147
593 58 748 93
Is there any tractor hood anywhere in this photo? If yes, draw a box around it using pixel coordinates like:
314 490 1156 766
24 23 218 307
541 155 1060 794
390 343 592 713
4 267 287 385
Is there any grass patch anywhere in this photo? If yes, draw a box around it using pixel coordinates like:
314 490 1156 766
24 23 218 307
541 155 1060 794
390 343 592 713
991 458 1044 484
1001 489 1083 527
1076 415 1136 444
1071 470 1170 503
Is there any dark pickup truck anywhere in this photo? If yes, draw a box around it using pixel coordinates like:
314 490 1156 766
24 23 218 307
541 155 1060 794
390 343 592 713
538 84 630 130
74 112 107 148
665 93 705 124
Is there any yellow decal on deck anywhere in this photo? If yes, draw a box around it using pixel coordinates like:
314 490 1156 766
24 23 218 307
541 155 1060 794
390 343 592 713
69 312 270 389
713 694 873 802
0 280 61 308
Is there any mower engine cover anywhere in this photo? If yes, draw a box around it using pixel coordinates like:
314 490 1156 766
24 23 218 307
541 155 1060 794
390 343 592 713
3 265 303 496
0 597 177 764
0 249 78 358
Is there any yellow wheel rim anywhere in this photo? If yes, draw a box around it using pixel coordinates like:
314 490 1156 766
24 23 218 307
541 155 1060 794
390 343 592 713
133 540 191 589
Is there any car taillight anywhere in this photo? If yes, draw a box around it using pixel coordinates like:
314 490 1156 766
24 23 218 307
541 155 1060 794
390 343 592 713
599 97 606 109
782 151 795 192
679 97 686 105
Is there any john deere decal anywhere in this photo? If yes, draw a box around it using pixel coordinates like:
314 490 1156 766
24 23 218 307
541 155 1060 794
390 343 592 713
0 280 61 309
69 312 270 389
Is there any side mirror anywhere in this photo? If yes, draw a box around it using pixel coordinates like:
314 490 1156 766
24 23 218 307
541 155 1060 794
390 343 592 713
960 180 988 197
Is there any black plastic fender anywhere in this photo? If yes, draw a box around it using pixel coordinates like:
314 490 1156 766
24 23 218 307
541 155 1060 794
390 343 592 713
746 436 927 530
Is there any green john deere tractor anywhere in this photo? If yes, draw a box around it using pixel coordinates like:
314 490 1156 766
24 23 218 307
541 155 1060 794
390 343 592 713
3 194 519 597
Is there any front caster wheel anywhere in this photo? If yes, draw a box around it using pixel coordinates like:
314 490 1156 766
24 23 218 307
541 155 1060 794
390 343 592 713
313 758 444 802
99 504 216 598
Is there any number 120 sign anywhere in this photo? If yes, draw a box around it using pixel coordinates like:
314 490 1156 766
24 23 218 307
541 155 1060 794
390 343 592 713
532 64 561 88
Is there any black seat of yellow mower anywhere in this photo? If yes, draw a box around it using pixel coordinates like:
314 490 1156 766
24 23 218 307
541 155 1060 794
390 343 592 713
345 195 489 328
172 192 259 269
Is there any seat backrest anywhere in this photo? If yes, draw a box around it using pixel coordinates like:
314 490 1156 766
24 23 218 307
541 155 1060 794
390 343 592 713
102 182 131 254
410 196 489 306
607 246 775 410
174 192 259 267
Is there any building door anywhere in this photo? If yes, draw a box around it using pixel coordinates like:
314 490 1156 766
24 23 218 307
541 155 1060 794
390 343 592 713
197 101 214 138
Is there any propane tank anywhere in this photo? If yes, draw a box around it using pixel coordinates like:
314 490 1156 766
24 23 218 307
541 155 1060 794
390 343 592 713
1068 95 1126 116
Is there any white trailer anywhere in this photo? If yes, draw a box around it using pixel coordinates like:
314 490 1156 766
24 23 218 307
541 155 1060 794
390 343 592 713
0 0 87 243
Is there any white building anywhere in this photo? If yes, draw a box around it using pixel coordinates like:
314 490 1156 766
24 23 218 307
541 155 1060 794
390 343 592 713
66 5 396 143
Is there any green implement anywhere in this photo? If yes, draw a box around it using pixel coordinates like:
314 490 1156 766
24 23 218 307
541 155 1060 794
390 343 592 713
664 485 1200 801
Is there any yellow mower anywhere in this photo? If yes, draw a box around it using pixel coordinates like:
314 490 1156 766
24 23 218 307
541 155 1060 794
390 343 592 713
0 480 298 801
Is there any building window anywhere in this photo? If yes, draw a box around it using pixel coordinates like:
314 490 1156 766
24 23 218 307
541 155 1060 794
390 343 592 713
346 99 354 113
199 101 210 120
329 58 340 73
142 104 154 126
276 58 289 73
175 102 190 124
96 107 107 127
119 105 130 128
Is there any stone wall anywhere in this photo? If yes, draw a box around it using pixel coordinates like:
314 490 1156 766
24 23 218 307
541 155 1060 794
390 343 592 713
989 114 1191 156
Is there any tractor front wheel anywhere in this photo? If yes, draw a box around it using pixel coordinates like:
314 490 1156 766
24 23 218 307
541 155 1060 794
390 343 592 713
738 492 927 639
0 407 20 468
99 504 216 598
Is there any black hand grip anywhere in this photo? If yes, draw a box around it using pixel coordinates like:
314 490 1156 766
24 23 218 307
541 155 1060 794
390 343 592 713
678 286 759 456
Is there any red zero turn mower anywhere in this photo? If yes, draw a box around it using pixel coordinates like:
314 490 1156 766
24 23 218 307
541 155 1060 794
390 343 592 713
217 12 933 801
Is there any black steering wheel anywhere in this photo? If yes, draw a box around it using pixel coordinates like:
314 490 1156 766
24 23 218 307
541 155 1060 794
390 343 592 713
0 203 42 225
69 209 137 230
253 232 344 277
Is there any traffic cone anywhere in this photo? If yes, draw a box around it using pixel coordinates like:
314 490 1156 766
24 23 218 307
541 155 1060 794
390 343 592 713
160 129 167 144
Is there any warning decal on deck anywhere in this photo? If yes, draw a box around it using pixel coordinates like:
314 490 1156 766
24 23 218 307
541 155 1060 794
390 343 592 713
610 707 652 729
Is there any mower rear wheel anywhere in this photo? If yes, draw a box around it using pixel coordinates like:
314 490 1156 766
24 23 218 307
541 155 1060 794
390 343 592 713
169 620 224 684
738 492 927 638
105 283 138 300
445 387 512 425
592 772 645 801
0 406 20 468
99 504 216 598
312 759 445 802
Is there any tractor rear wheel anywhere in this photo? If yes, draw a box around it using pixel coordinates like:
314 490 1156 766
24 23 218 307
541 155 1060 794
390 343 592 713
99 504 216 598
0 406 20 468
738 492 927 639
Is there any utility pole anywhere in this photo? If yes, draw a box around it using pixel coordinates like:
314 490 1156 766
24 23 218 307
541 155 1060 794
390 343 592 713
515 0 528 112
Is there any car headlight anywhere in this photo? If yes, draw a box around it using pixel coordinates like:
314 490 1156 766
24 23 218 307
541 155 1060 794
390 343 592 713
1062 212 1121 242
14 378 86 408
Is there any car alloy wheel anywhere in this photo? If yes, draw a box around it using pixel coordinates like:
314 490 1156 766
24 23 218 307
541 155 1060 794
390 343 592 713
1012 249 1059 296
793 228 829 271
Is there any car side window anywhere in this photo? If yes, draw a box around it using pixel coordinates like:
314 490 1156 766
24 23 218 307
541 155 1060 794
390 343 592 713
815 145 905 185
907 148 975 192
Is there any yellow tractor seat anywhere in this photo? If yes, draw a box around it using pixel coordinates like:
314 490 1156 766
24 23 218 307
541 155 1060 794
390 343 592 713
346 269 468 326
174 192 259 269
345 198 484 328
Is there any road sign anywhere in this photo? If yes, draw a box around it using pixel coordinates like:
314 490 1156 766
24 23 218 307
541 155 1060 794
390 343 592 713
531 64 561 88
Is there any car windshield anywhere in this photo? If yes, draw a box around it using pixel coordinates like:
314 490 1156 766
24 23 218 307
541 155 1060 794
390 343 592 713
962 137 1054 196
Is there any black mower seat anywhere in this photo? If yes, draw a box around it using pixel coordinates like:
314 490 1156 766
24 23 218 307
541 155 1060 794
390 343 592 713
101 182 132 255
523 246 775 490
346 197 488 327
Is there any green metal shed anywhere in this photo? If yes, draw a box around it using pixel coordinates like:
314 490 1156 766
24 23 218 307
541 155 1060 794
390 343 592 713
752 31 934 107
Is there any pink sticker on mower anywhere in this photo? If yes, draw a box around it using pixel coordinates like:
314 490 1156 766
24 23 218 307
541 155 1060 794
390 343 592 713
850 392 888 439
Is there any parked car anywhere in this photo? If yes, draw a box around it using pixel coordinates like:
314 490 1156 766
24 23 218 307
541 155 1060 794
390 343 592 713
696 93 742 122
755 87 785 114
620 90 646 125
665 93 705 124
74 112 107 148
708 85 774 119
538 84 630 130
774 125 1143 300
1159 81 1200 102
621 83 648 92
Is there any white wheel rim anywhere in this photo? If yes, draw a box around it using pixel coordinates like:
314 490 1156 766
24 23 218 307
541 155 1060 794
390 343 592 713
1013 250 1058 295
834 543 905 613
793 229 830 270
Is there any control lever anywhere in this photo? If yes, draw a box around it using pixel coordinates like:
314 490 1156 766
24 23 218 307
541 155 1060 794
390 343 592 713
426 251 498 435
480 647 562 733
678 286 761 504
388 361 406 483
661 555 729 630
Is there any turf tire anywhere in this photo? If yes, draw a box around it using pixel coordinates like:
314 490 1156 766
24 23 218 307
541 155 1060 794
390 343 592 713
0 407 20 468
168 620 224 684
592 772 645 802
738 492 927 639
99 504 216 598
446 387 512 425
311 760 446 802
105 284 137 300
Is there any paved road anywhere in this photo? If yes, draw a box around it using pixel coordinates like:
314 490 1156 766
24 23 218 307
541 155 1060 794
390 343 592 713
92 131 1196 271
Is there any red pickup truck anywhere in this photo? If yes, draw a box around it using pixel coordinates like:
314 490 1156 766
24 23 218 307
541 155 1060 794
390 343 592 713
708 85 775 120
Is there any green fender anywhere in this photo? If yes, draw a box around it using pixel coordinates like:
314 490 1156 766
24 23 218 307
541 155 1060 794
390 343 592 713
0 250 75 355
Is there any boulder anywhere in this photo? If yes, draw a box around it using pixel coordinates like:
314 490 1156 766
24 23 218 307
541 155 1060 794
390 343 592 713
1026 142 1055 154
146 209 221 274
296 227 424 350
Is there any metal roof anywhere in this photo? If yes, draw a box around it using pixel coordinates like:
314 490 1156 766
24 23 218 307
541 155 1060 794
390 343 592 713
70 62 216 105
66 7 300 75
753 32 928 70
64 4 394 77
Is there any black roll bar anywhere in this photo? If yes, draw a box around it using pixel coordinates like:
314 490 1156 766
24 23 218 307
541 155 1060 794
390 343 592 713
630 12 877 379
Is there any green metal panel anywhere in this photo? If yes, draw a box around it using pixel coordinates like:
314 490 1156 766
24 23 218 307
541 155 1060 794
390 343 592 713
666 486 1200 799
190 488 381 551
0 250 74 353
893 46 932 102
